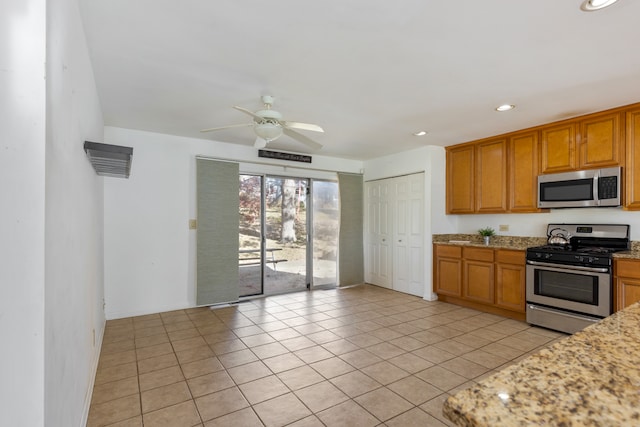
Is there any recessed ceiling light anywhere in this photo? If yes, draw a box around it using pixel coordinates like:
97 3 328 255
413 131 428 136
580 0 619 11
495 104 515 112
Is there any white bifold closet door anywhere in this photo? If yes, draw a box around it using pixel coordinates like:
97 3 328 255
365 173 424 296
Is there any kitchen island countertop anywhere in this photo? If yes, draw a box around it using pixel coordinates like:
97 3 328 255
443 302 640 426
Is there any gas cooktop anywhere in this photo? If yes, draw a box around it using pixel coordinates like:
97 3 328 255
527 223 630 268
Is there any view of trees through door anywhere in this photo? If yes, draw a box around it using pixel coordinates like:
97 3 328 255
238 175 338 297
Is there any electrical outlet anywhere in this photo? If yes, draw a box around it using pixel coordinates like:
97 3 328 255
499 224 509 232
189 219 197 229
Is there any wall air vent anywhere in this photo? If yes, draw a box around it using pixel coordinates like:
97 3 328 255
83 141 133 178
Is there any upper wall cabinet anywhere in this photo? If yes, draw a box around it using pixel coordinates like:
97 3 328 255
508 130 540 213
540 111 624 174
625 106 640 210
578 111 623 169
447 145 475 214
446 134 538 214
540 122 576 174
476 138 508 213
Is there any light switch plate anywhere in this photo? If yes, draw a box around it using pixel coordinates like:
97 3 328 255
189 219 197 229
499 224 509 232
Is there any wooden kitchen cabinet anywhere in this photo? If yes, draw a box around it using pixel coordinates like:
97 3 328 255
434 244 462 297
462 247 494 304
495 250 526 313
446 145 475 214
614 258 640 311
578 111 623 169
508 130 540 212
445 102 640 214
540 121 577 174
475 138 507 213
624 106 640 210
433 244 526 320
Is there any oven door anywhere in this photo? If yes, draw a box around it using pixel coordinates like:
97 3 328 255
526 261 611 317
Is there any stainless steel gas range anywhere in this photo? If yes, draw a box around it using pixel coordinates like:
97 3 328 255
525 223 630 334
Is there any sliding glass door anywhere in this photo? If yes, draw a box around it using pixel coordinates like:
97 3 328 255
238 175 263 296
238 175 338 297
263 177 308 295
311 180 339 288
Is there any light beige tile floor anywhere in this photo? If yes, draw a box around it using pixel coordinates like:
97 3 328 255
87 284 566 426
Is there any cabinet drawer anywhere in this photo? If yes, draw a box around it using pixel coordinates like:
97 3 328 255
616 259 640 278
496 249 525 265
436 245 462 258
463 247 494 262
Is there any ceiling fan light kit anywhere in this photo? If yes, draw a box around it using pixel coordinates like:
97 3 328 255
580 0 620 11
254 121 283 141
200 95 324 150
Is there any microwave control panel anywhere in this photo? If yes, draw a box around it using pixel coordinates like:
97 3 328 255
598 176 618 199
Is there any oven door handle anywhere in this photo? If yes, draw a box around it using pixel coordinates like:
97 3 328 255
526 260 610 273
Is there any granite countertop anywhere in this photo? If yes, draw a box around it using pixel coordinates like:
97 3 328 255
612 242 640 259
433 235 640 259
432 234 546 251
443 302 640 426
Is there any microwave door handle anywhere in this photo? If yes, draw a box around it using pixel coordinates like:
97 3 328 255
593 170 600 205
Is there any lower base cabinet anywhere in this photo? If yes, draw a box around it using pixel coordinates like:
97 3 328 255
495 250 526 313
434 244 526 320
614 258 640 311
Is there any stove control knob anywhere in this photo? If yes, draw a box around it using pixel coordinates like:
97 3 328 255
544 253 552 259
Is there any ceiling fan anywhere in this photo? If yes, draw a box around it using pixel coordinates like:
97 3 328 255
200 95 324 150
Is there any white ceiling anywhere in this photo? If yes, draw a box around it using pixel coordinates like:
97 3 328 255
79 0 640 160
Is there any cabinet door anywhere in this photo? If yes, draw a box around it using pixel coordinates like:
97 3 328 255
446 145 474 214
436 257 462 297
616 277 640 311
476 138 507 213
508 131 540 212
495 250 526 313
625 107 640 210
578 112 623 169
541 122 577 174
463 260 494 304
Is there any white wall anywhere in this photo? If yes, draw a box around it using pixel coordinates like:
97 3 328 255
103 127 363 319
45 0 106 425
0 1 46 425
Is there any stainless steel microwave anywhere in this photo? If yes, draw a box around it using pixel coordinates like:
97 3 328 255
537 167 621 208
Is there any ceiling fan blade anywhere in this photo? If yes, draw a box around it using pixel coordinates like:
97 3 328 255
200 123 252 133
283 128 323 150
233 106 263 121
282 121 324 133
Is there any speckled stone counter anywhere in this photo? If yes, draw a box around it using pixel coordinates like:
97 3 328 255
433 234 640 259
613 241 640 260
432 234 546 251
443 302 640 426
